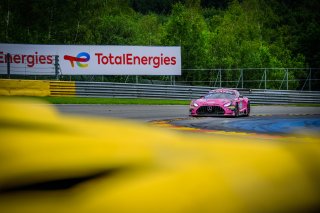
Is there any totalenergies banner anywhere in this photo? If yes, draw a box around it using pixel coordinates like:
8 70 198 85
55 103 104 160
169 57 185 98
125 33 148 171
0 44 181 75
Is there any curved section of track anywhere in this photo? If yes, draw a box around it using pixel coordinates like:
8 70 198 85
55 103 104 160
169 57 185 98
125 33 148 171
170 115 320 135
229 116 320 134
55 104 320 135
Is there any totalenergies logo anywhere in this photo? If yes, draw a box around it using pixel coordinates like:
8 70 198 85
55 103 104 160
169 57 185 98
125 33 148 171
63 51 177 69
64 52 90 68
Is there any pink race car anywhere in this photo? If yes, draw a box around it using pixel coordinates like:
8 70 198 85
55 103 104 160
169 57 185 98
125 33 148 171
189 89 250 117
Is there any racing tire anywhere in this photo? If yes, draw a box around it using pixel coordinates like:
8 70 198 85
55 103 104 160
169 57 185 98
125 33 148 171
234 103 239 117
245 101 250 117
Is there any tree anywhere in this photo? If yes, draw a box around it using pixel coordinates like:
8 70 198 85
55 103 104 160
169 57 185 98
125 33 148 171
162 3 211 84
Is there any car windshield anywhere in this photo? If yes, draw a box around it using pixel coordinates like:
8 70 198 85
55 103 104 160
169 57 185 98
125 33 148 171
205 92 236 99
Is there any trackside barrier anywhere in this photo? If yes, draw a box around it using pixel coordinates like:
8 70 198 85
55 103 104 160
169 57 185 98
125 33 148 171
0 79 50 96
75 81 320 104
50 81 76 97
0 79 75 97
0 80 319 104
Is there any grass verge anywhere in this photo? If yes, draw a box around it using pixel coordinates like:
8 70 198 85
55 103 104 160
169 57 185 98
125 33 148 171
2 96 320 106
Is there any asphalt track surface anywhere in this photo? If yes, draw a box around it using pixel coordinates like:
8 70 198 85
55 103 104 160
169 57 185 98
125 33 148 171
171 115 320 134
55 105 320 134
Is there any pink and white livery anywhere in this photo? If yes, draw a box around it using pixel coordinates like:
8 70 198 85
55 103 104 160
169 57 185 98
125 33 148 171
189 89 250 117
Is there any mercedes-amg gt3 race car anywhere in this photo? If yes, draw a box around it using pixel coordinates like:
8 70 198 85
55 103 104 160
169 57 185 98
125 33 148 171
189 89 250 117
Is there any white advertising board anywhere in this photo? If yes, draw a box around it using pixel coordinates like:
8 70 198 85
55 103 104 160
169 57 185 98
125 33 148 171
0 44 181 75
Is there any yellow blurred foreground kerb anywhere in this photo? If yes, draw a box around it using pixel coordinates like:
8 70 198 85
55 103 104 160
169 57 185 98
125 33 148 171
0 98 320 213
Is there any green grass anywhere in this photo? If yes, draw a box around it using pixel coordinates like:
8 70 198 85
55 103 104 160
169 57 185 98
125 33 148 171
2 96 320 106
274 103 320 107
32 96 190 105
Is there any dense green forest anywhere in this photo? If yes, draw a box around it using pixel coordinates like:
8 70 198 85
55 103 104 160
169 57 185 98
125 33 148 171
0 0 319 89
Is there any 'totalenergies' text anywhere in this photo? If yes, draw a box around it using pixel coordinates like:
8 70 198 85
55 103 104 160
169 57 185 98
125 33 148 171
95 53 176 68
0 52 53 68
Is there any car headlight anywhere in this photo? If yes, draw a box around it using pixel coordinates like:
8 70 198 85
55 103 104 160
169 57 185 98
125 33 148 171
193 102 199 107
224 102 231 107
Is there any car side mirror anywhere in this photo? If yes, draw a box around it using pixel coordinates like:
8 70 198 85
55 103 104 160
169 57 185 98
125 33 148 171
200 96 205 99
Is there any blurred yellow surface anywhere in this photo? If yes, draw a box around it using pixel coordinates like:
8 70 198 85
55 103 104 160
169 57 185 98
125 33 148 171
0 98 319 213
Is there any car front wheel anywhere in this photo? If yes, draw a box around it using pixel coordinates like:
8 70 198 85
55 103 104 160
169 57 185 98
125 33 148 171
245 101 250 116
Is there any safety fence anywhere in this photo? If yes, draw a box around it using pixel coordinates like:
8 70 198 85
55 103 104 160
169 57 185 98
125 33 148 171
1 79 319 104
73 81 320 104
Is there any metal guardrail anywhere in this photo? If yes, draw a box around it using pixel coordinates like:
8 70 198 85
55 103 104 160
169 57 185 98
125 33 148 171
50 81 75 96
73 81 320 104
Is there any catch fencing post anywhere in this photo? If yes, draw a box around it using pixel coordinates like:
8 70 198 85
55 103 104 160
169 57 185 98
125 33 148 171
219 69 222 88
6 53 10 79
286 69 288 90
171 76 175 85
54 55 59 80
309 68 312 91
264 68 267 90
241 69 243 88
